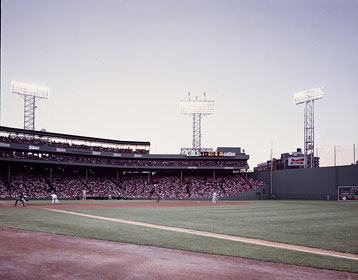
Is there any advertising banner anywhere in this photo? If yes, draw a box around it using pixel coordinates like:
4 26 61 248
288 157 305 166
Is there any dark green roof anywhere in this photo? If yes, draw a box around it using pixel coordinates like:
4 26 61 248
0 126 150 147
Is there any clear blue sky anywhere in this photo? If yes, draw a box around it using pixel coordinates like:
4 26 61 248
1 0 357 168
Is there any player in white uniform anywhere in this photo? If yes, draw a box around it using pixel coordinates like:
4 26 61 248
212 192 218 205
82 189 86 200
51 193 60 204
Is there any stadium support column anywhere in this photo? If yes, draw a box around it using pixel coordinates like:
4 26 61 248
50 167 53 181
116 170 119 182
335 165 339 196
213 170 216 180
8 164 11 183
270 147 273 199
85 168 88 181
180 170 183 184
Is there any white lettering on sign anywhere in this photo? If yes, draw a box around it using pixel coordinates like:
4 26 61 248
0 143 10 147
29 145 40 150
288 157 305 166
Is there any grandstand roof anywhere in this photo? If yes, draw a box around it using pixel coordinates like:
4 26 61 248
0 126 150 147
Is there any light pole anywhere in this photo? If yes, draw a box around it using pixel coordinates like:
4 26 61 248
294 87 323 168
11 81 49 130
180 92 215 151
334 146 341 166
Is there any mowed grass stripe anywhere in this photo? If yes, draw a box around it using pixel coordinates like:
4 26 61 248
69 201 358 254
3 199 358 255
34 205 358 261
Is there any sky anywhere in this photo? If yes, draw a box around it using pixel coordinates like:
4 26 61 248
1 0 357 169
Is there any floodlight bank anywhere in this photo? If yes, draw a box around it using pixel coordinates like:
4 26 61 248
294 87 323 105
11 81 49 98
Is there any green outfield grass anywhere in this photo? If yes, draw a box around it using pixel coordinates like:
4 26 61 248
1 200 357 272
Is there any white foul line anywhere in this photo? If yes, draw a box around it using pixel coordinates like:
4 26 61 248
33 206 358 262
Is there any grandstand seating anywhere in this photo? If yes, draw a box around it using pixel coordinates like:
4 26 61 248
0 130 258 200
0 151 246 168
0 136 149 154
0 173 264 199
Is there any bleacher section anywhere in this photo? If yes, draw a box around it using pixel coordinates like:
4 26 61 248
0 173 264 199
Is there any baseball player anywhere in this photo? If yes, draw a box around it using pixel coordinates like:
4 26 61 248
14 193 26 207
156 192 161 202
51 193 60 204
212 192 218 205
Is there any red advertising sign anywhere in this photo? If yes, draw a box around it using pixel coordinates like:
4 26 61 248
288 157 305 166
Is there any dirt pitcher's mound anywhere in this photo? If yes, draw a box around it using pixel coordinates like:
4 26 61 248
1 227 357 280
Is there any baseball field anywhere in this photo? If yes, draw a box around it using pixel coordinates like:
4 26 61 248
1 199 357 279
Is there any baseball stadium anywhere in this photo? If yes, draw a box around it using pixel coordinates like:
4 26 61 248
0 125 357 279
2 1 358 279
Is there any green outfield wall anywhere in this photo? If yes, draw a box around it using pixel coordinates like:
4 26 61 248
222 186 270 200
249 165 358 200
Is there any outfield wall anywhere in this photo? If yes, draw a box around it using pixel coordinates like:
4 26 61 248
249 165 358 200
222 186 270 200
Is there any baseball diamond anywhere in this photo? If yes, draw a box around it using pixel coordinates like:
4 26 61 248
1 199 358 279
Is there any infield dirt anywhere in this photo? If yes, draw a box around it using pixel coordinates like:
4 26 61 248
1 227 357 280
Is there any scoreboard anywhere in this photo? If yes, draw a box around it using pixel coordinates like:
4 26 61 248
181 149 236 157
338 186 358 201
198 151 236 157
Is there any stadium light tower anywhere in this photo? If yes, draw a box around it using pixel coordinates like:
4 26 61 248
294 87 323 168
11 81 49 130
180 92 215 150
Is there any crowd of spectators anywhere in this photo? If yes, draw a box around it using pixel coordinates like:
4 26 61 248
182 175 264 198
0 178 10 198
151 176 187 199
85 177 123 198
0 135 149 154
0 151 247 168
0 174 49 198
51 175 87 198
0 173 264 199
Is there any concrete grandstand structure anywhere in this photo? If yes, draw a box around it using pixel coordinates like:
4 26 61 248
0 126 266 200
